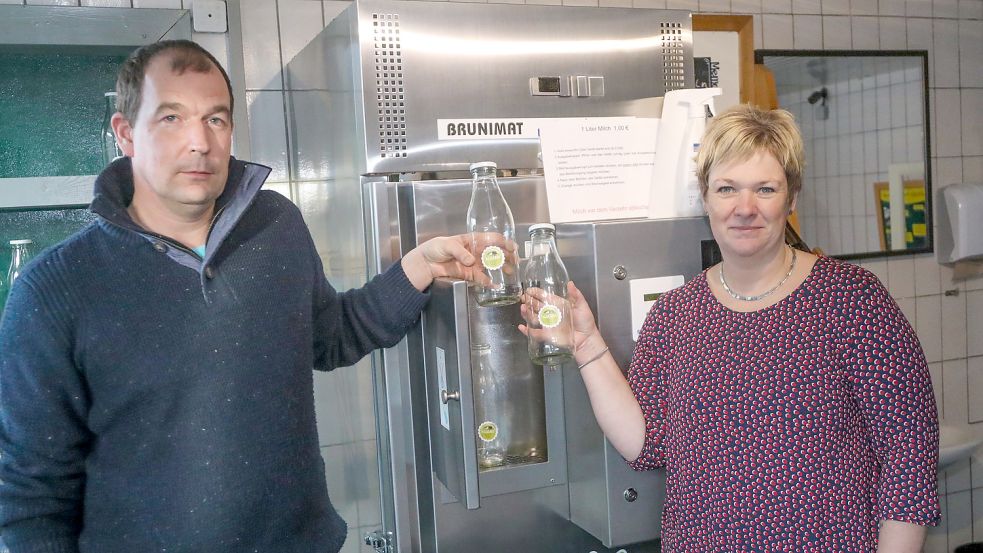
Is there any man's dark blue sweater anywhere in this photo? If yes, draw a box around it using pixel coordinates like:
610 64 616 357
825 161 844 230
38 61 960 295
0 157 429 552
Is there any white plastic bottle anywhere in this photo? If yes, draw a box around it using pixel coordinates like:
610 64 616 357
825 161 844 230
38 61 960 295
677 89 722 217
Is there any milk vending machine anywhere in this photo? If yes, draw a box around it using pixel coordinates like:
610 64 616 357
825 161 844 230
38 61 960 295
285 1 709 550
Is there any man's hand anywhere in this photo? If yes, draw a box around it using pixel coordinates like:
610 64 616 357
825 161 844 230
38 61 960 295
401 234 488 292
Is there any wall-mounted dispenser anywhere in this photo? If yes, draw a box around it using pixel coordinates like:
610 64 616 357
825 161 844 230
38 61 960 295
935 182 983 263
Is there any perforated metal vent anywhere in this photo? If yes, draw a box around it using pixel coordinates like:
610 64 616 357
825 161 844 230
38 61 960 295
659 21 686 92
373 12 406 158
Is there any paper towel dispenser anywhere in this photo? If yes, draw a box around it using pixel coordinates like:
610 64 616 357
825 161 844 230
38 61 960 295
935 183 983 263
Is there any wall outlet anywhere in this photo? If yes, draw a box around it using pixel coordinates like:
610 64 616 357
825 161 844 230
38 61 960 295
192 0 227 33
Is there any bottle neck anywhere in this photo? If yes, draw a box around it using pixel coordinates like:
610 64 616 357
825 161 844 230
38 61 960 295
471 167 499 190
10 245 28 264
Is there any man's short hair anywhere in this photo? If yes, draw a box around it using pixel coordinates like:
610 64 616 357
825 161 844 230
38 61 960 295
115 39 233 125
695 104 804 210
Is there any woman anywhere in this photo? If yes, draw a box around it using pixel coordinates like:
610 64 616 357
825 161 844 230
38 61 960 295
526 105 940 551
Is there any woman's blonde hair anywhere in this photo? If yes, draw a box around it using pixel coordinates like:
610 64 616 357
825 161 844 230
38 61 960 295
695 104 804 210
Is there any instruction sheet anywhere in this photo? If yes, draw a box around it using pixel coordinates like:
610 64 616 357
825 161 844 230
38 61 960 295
538 117 659 223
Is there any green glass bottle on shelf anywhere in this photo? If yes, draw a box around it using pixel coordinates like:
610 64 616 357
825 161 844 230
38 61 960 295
1 239 34 312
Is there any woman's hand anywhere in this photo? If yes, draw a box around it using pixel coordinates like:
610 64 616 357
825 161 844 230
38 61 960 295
519 281 605 358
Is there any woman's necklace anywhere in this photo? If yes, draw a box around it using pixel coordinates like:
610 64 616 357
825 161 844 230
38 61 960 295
719 245 797 302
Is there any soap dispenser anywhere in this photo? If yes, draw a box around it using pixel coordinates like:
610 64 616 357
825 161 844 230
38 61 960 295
647 88 722 220
677 89 722 217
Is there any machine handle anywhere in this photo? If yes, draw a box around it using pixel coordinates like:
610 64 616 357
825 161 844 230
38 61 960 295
440 389 461 404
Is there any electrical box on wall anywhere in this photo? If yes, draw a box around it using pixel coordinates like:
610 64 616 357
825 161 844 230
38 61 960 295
192 0 227 33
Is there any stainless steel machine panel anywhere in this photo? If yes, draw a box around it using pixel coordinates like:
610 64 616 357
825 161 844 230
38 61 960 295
559 217 714 547
287 0 693 175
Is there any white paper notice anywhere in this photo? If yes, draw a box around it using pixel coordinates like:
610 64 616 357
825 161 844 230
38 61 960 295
539 117 659 223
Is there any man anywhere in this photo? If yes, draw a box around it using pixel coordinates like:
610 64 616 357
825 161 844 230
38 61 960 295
0 40 481 552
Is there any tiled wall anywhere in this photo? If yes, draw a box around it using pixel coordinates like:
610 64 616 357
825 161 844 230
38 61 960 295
773 55 927 256
7 0 980 551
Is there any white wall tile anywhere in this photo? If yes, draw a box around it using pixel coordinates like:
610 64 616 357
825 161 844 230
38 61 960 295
968 356 983 421
245 90 288 182
792 14 822 48
323 1 348 25
852 0 878 15
959 0 983 19
81 0 130 5
762 14 794 47
564 0 600 6
762 0 791 12
906 17 933 53
968 293 983 357
632 0 667 7
240 0 282 90
0 0 24 4
822 15 851 48
823 0 849 14
25 0 77 4
934 0 959 17
962 89 983 156
941 290 968 360
731 0 759 12
699 0 730 11
665 0 698 8
964 156 983 184
959 19 983 88
879 17 907 49
914 254 942 296
881 0 907 15
277 0 324 70
907 0 934 16
928 361 944 418
945 490 974 548
936 157 963 188
917 295 944 363
942 358 969 423
933 19 960 88
935 90 963 157
600 0 632 6
851 16 879 49
889 256 917 298
972 438 983 488
974 487 983 541
791 0 819 13
752 13 763 48
133 0 180 7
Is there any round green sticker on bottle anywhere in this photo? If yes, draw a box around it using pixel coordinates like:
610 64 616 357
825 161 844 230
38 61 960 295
477 421 499 442
538 304 562 328
480 245 505 270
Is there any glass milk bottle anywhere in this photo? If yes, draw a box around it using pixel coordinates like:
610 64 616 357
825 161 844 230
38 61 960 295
466 161 520 307
102 92 122 166
6 239 33 288
522 224 574 367
472 344 507 469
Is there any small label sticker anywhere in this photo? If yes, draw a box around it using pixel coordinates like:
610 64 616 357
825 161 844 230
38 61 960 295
477 421 499 442
480 245 505 271
538 304 562 328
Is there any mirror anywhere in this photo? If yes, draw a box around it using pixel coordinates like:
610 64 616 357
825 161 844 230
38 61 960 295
755 50 931 260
